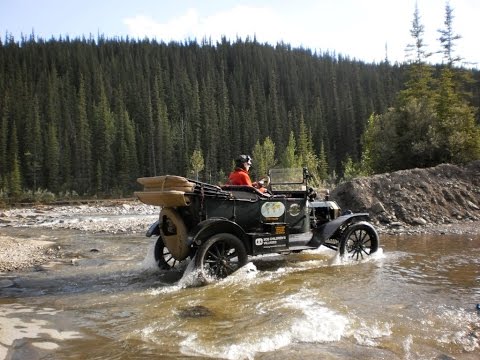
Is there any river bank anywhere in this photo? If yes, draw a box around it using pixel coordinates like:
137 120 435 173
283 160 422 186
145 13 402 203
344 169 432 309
0 200 158 273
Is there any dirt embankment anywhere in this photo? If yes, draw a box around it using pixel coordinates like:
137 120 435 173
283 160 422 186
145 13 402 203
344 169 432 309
331 161 480 235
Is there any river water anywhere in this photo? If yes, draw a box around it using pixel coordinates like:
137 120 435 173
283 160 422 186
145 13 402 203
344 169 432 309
1 226 479 359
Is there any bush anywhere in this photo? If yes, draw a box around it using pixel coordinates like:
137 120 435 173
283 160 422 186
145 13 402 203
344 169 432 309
21 189 56 203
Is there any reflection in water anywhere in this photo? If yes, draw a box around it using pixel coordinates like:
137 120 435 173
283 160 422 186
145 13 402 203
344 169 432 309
0 227 479 359
0 303 82 359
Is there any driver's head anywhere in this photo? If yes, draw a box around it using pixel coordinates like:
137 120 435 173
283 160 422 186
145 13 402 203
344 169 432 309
235 154 252 170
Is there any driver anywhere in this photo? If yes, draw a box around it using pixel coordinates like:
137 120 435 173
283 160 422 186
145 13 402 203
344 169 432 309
227 155 268 193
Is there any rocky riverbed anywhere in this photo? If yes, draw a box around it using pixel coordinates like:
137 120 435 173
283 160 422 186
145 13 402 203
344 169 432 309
0 202 158 234
0 201 158 272
1 161 479 273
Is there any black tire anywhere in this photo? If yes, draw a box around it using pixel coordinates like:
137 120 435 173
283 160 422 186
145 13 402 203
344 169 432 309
339 222 379 260
154 236 182 270
195 233 248 280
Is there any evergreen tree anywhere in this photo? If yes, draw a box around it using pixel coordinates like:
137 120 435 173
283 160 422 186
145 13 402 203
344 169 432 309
45 122 60 192
9 155 22 199
24 95 43 191
0 93 9 189
318 141 329 181
342 155 357 182
401 2 435 103
405 2 431 64
57 70 75 192
252 136 276 179
296 115 320 183
296 115 310 162
8 122 22 198
115 98 138 193
281 131 297 168
44 67 62 191
432 3 480 163
144 87 156 176
74 75 92 195
152 72 172 175
360 2 480 173
433 67 480 164
200 73 220 181
268 69 284 150
361 112 397 173
216 60 231 170
437 2 462 66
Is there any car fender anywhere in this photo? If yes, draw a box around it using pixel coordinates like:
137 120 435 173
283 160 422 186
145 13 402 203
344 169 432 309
308 213 370 247
146 220 160 237
188 218 250 252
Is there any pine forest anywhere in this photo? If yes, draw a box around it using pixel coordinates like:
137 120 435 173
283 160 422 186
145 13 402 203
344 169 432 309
1 32 479 201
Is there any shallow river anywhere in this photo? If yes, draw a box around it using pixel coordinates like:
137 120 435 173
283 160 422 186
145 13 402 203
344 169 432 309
1 226 479 359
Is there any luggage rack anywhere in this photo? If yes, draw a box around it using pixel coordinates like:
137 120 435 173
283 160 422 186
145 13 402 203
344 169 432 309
135 175 233 207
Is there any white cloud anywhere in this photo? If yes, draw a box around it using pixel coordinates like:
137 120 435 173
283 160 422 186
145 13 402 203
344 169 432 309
123 4 401 62
200 5 282 42
123 8 199 40
124 6 283 43
123 1 479 66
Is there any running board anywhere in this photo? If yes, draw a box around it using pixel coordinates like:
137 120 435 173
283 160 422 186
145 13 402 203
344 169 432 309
286 245 316 252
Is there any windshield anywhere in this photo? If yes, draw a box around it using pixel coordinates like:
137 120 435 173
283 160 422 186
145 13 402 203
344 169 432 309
268 168 306 191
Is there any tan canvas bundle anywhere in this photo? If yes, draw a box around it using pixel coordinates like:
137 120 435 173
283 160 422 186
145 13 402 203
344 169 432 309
134 175 194 207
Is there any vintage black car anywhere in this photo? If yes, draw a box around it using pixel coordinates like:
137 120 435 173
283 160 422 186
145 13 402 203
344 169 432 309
135 168 379 281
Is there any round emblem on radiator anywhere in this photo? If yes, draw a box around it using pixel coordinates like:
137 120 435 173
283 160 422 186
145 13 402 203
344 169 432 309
289 203 301 216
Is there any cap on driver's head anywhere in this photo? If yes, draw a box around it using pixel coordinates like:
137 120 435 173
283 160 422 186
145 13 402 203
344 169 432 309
236 154 252 167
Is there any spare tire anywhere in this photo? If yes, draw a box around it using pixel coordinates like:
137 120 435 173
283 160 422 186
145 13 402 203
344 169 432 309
159 207 189 261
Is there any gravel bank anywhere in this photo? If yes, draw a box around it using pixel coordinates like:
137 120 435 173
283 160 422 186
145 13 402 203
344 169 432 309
0 201 158 234
0 237 59 273
332 161 480 231
0 200 158 273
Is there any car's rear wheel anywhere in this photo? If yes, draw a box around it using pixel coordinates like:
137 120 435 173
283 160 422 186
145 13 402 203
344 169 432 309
339 222 379 260
154 236 183 270
195 233 248 281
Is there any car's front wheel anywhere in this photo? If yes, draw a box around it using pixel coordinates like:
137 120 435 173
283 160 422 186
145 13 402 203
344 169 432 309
195 233 248 281
339 222 379 260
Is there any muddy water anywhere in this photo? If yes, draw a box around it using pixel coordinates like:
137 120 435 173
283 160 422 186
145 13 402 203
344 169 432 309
1 227 479 360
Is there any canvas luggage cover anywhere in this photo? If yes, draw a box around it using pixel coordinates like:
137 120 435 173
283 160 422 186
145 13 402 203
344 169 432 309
135 175 195 207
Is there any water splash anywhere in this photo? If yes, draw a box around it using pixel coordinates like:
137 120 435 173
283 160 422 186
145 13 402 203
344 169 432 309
348 320 393 346
178 290 349 360
403 334 414 360
433 305 480 352
177 259 204 288
138 239 158 271
330 247 384 266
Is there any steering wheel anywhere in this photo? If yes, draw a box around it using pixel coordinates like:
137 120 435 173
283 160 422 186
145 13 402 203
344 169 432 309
257 176 271 188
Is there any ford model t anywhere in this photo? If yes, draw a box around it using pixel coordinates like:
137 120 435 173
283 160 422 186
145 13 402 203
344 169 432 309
135 168 379 281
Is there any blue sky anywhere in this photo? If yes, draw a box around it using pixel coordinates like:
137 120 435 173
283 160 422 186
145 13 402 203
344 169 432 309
1 0 478 67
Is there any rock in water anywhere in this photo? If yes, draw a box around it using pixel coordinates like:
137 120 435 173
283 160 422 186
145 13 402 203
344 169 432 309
177 305 213 318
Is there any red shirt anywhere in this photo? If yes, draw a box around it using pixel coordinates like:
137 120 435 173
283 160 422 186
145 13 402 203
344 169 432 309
227 168 253 186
